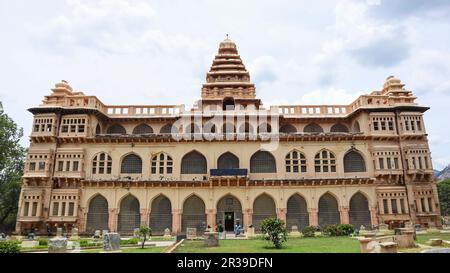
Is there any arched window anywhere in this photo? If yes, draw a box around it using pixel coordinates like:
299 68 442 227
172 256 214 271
86 195 109 233
182 195 207 233
330 123 349 133
286 194 309 230
314 150 336 173
280 124 297 134
217 152 239 169
250 151 276 173
120 154 142 174
118 195 140 234
132 124 153 135
95 124 101 135
344 150 366 172
349 192 371 229
222 123 235 134
181 151 207 174
92 153 112 174
185 123 201 134
160 124 175 134
223 97 235 111
107 124 126 135
216 195 243 232
285 150 307 173
252 194 276 231
238 123 254 134
318 193 340 227
150 195 172 234
151 153 173 174
258 123 272 133
352 121 361 133
304 123 324 133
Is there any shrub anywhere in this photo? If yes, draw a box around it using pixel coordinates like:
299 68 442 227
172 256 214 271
260 217 288 249
78 239 102 247
120 238 139 245
0 240 21 253
301 226 316 238
38 238 48 246
322 225 339 236
337 224 354 236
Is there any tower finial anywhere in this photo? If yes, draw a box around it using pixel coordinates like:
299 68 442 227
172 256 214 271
226 34 229 39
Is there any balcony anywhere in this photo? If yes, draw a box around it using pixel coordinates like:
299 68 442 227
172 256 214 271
210 169 248 177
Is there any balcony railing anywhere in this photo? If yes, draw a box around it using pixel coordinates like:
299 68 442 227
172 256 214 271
210 168 248 177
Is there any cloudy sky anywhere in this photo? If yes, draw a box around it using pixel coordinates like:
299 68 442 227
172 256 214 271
1 0 450 169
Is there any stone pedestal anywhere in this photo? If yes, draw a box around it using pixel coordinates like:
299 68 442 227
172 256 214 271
186 228 197 239
379 242 398 253
246 227 255 238
358 238 373 253
429 239 443 246
48 238 68 253
394 229 415 248
290 225 300 236
56 228 63 238
70 228 79 241
204 232 219 247
164 228 171 238
103 233 121 252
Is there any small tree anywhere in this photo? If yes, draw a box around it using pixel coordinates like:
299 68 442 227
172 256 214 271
138 226 152 249
260 217 288 249
438 179 450 216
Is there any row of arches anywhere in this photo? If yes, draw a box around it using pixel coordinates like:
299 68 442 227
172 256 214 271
95 149 366 175
99 122 361 135
85 192 372 234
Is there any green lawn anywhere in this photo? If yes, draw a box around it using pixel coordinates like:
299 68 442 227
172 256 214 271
80 246 166 253
175 236 361 253
415 233 450 245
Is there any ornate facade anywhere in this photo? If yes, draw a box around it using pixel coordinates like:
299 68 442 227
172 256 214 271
16 38 441 235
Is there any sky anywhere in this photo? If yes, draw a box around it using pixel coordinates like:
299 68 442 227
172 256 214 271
1 0 450 170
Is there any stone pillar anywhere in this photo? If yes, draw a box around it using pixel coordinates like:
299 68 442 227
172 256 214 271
140 208 150 227
206 209 216 230
37 202 42 217
308 208 318 226
172 209 182 234
370 207 378 227
108 208 118 232
387 199 393 214
379 199 385 214
78 208 87 232
277 208 286 222
64 202 70 216
339 206 350 224
243 209 253 229
58 201 63 217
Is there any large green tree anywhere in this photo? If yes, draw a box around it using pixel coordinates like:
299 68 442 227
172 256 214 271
0 106 26 232
438 179 450 217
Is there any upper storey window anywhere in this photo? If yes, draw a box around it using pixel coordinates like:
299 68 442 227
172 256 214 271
60 116 87 136
400 114 424 134
55 151 84 176
92 153 112 175
107 124 126 135
33 118 54 133
181 151 207 174
25 150 53 177
330 123 349 133
121 154 142 174
151 153 173 175
405 149 431 171
343 150 366 172
250 151 276 173
133 124 153 135
285 150 306 173
314 150 336 173
304 123 324 133
371 115 395 133
223 98 235 111
373 151 401 171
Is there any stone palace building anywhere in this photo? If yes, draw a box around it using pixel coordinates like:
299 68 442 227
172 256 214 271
16 38 441 235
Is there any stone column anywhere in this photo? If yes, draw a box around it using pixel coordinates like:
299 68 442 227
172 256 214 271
78 208 87 233
379 199 385 214
206 209 216 230
308 208 318 226
243 209 253 229
277 208 286 222
140 208 150 227
370 207 378 227
108 208 118 232
172 209 182 234
339 206 350 224
64 202 70 216
387 199 393 214
58 201 63 217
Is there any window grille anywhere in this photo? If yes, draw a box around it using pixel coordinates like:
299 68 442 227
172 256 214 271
285 150 307 173
107 124 126 135
344 150 366 172
279 124 297 134
121 154 142 174
217 152 239 169
118 195 141 234
318 193 340 227
349 193 371 229
151 153 173 174
132 124 153 135
330 123 349 133
160 123 176 134
314 150 336 173
304 123 324 133
250 151 276 173
181 151 207 174
252 194 276 232
150 196 172 234
52 202 59 216
286 194 309 230
182 196 207 233
92 153 112 174
86 195 109 233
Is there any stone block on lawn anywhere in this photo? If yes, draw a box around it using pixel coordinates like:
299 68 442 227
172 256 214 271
48 237 68 253
103 233 121 252
204 232 219 247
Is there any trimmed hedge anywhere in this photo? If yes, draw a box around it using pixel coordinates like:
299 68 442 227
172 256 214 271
0 240 21 253
321 224 354 236
301 226 316 237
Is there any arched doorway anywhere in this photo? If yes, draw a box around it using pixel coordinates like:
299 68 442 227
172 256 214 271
318 193 340 227
349 193 371 230
86 195 109 233
252 194 276 232
286 194 309 231
118 195 141 234
216 195 243 232
182 195 207 233
149 195 172 235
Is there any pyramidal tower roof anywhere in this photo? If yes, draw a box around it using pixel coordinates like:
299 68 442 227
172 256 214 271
201 37 256 100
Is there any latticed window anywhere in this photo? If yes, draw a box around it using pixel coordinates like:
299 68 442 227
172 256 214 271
250 151 276 173
118 195 141 234
160 124 175 134
92 153 112 174
217 152 239 169
286 194 309 230
86 195 109 233
151 153 173 174
330 123 349 133
279 124 297 134
182 195 207 233
132 124 153 135
318 193 340 226
150 195 172 234
314 150 336 173
121 154 142 174
252 194 276 231
349 193 371 229
344 150 366 172
285 150 307 173
181 151 207 174
107 124 126 134
304 123 324 133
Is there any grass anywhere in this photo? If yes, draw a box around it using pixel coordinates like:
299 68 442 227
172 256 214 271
175 236 361 253
80 246 166 253
415 233 450 245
